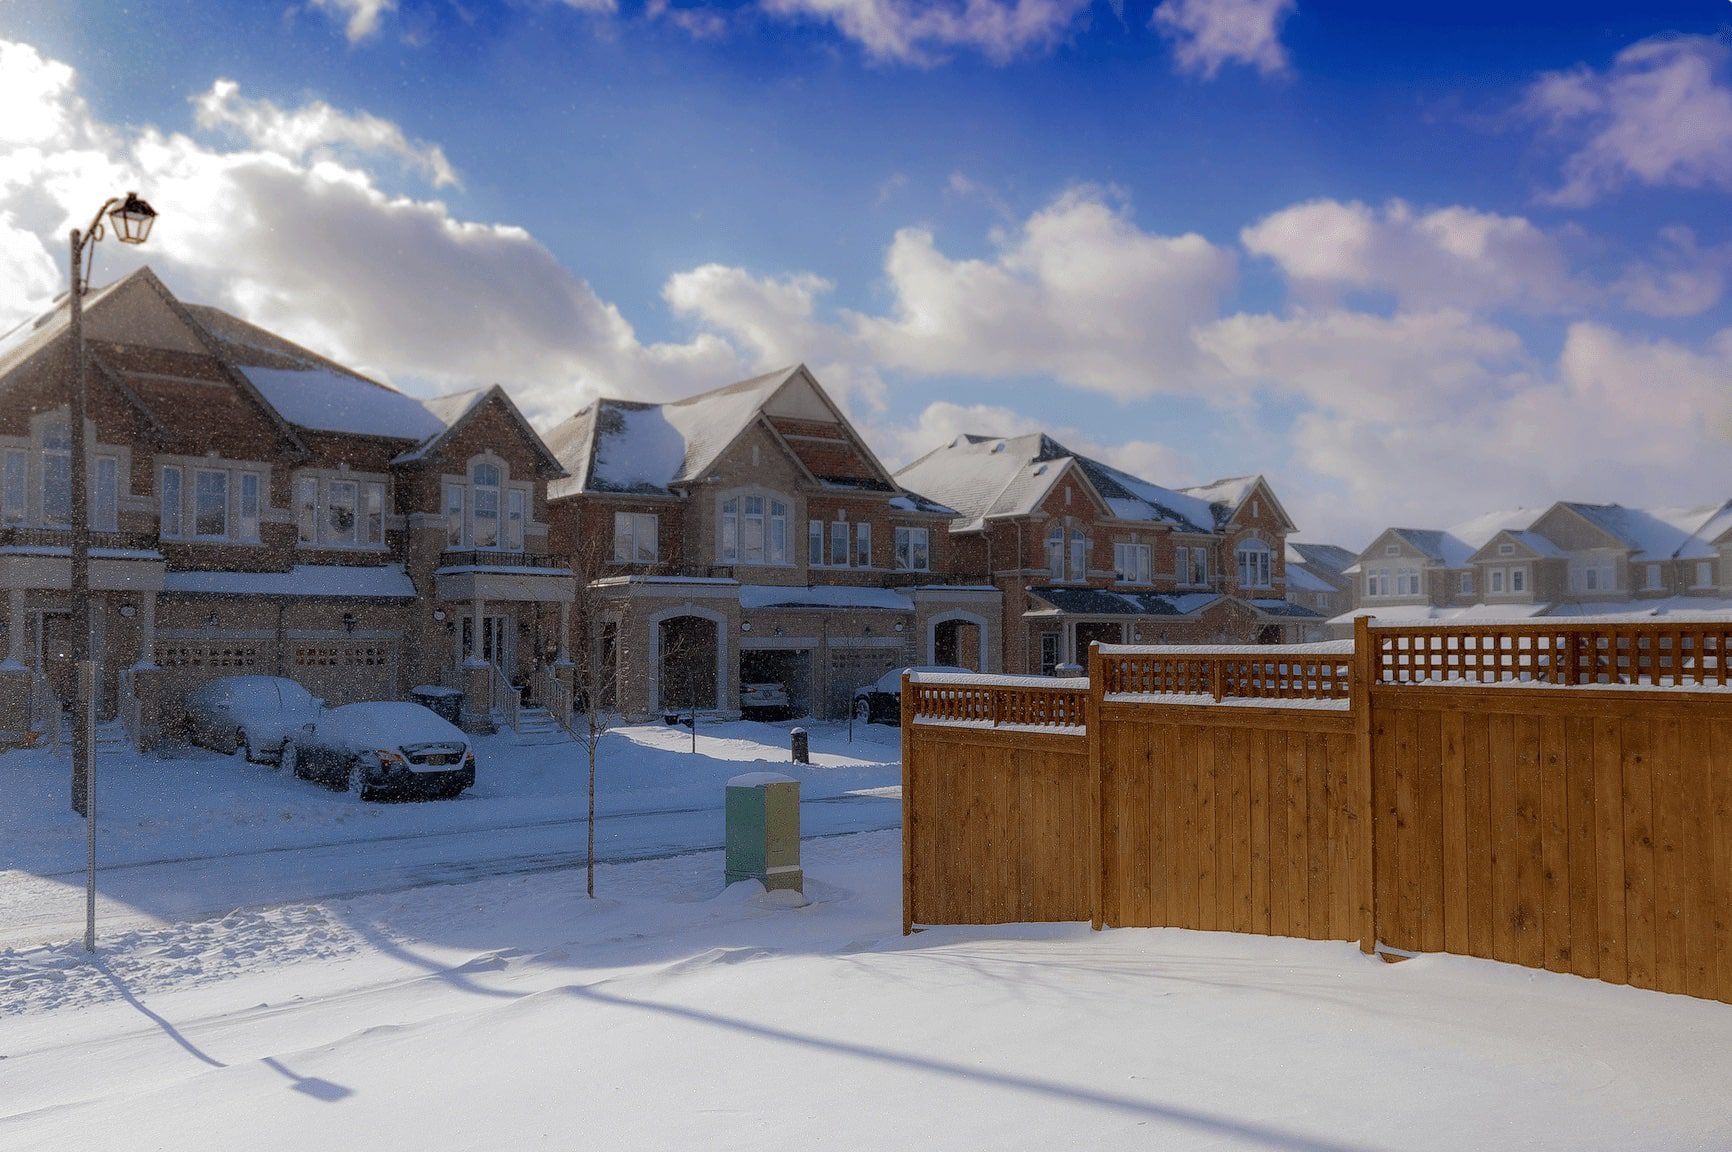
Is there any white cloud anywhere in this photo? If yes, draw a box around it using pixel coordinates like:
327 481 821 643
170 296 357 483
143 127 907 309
1616 225 1730 318
848 187 1237 400
646 1 728 39
193 79 459 189
1525 35 1732 205
0 38 742 421
1241 198 1584 313
759 0 1092 66
1151 0 1294 79
308 0 397 44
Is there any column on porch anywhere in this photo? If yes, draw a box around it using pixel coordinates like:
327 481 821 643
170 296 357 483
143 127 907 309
461 594 491 727
127 591 164 750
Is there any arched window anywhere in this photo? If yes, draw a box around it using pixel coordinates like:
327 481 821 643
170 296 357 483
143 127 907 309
471 461 501 549
1046 523 1064 580
1236 540 1272 589
1069 528 1089 582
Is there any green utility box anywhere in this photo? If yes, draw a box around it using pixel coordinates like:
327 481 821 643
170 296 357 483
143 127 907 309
725 772 803 894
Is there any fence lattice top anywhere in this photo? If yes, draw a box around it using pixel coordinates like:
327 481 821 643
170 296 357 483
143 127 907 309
905 676 1088 730
1370 621 1732 689
1099 648 1352 702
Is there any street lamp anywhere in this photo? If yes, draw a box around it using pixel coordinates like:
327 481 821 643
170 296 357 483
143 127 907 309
68 191 156 953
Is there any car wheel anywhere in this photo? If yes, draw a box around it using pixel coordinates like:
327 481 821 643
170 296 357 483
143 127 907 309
281 740 301 779
347 759 370 802
234 730 254 763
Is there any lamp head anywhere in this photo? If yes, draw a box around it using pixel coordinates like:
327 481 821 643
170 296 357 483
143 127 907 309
108 193 157 245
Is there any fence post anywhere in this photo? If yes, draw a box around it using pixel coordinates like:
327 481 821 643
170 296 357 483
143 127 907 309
1211 656 1224 702
901 671 914 936
1088 641 1104 932
1352 614 1377 955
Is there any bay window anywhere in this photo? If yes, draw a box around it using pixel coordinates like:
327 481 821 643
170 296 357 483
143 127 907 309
1235 541 1272 589
721 494 788 564
855 522 871 568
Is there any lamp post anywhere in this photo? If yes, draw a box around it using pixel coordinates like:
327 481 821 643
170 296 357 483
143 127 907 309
68 192 156 954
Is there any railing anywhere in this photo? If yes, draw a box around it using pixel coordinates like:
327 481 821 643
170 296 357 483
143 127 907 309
491 660 522 733
905 673 1089 730
0 526 158 552
538 663 574 729
439 550 570 571
116 666 143 750
1370 622 1732 688
30 672 61 753
1098 642 1354 702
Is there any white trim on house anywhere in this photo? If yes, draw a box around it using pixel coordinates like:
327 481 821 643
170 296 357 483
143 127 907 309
646 603 730 714
925 608 992 670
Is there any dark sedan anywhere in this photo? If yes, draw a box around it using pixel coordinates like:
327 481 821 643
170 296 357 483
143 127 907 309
281 701 476 800
851 665 971 724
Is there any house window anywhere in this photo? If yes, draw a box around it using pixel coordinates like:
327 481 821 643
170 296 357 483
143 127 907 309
830 520 849 567
506 488 523 551
722 495 788 565
1188 547 1208 586
161 466 183 538
444 483 463 548
1490 569 1505 594
2 449 25 525
1697 561 1713 589
1459 571 1473 596
238 472 261 542
1583 566 1600 592
1175 546 1188 583
41 421 70 527
1512 567 1527 593
856 521 871 568
1039 632 1060 676
1645 564 1662 591
1235 541 1271 588
894 526 929 571
92 456 118 533
325 479 357 546
808 519 823 566
1395 571 1421 596
613 511 658 564
1114 542 1152 585
1068 530 1088 582
368 483 387 547
471 463 500 549
1366 570 1389 597
1046 524 1064 580
1498 543 1515 556
193 469 229 539
1385 544 1400 556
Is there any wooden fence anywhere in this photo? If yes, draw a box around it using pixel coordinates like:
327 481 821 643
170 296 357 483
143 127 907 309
902 619 1732 1004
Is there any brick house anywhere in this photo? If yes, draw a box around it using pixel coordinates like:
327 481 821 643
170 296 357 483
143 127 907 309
895 434 1320 674
0 267 573 746
544 366 996 720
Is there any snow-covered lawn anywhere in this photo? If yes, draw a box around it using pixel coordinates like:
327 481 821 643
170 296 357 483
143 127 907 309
4 830 1730 1150
0 720 901 949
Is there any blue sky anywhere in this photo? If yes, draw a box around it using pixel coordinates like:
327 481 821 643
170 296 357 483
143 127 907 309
1 0 1729 543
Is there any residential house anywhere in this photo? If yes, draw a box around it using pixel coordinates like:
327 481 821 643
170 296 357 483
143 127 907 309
544 366 994 721
0 267 573 746
895 434 1318 675
1283 542 1355 639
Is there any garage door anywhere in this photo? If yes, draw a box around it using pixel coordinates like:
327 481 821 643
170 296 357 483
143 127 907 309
290 638 398 705
156 638 272 717
826 647 905 720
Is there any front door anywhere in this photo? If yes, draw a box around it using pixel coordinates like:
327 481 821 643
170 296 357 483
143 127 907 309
36 611 105 714
458 613 514 674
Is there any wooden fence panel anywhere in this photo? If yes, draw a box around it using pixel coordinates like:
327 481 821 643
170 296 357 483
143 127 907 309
903 625 1732 1004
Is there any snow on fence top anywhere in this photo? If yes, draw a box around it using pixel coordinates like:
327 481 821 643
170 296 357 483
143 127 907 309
906 671 1088 689
1097 640 1354 657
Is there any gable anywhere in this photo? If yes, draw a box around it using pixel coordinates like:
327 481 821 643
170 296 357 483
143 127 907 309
762 372 835 422
1035 460 1114 522
82 274 210 354
1532 504 1627 552
1362 528 1423 562
1223 477 1295 532
409 388 564 479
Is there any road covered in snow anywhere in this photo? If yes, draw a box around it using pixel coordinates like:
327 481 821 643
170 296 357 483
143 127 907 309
0 719 901 950
6 828 1732 1150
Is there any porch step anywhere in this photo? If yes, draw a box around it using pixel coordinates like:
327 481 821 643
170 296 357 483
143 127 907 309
49 718 133 756
501 707 574 747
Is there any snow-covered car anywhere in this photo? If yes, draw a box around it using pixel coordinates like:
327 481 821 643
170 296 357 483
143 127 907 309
739 681 792 721
281 701 476 801
184 675 321 764
851 665 970 724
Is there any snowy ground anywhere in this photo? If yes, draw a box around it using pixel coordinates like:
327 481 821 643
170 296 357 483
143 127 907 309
6 720 1731 1149
5 829 1732 1150
0 719 901 949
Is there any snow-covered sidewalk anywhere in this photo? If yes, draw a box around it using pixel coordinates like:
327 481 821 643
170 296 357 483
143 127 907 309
5 830 1731 1150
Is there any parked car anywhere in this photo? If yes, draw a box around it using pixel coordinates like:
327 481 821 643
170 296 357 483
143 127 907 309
852 665 971 724
739 681 792 721
280 701 476 801
184 675 321 764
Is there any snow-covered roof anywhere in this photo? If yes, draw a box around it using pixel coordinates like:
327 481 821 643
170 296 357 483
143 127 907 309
241 365 446 442
162 565 417 598
1172 475 1285 531
1556 502 1720 560
1285 542 1356 575
737 584 913 612
1284 565 1338 594
1027 587 1222 617
895 432 1216 535
1381 509 1539 569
